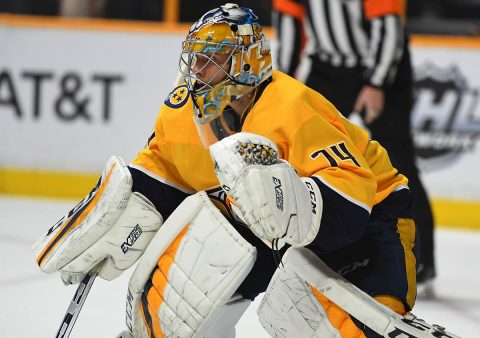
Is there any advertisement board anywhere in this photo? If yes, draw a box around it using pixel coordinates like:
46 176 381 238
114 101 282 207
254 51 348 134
411 44 480 201
1 16 478 227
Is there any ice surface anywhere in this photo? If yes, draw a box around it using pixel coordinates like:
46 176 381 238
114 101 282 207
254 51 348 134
1 196 478 337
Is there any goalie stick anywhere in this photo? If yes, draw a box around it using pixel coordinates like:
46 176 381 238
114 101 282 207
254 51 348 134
55 261 104 338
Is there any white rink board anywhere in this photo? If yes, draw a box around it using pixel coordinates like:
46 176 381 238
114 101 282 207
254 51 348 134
410 46 480 201
0 23 183 172
1 21 479 201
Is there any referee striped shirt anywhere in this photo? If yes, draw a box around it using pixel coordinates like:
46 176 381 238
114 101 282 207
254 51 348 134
273 0 407 88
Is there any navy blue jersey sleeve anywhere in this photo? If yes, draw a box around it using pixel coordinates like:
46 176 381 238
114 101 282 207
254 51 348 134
307 176 371 253
129 166 190 220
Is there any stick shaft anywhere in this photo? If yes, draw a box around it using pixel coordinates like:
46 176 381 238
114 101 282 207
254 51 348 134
55 265 101 338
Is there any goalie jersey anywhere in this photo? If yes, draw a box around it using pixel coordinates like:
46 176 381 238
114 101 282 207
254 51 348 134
131 70 409 253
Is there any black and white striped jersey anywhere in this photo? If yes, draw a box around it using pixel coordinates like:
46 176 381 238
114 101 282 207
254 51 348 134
273 0 407 88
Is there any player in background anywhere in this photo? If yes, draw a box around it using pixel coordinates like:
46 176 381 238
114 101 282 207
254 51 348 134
33 4 459 337
272 0 436 295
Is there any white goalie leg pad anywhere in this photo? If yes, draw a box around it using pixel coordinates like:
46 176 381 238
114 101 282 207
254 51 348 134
259 247 461 338
33 156 163 284
199 294 252 338
257 253 338 337
126 191 256 338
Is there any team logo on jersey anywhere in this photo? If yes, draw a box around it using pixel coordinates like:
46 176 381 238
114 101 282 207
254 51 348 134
411 62 480 171
164 85 190 108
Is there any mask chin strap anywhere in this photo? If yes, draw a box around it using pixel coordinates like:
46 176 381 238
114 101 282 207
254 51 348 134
191 94 203 118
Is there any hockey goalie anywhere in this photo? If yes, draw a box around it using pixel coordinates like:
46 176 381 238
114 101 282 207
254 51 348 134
33 3 461 338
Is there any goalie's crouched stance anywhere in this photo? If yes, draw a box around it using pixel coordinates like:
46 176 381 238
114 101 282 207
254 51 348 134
122 192 257 338
33 156 163 284
258 247 460 338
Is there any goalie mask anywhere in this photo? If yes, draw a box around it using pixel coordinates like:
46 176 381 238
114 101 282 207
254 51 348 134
179 3 272 147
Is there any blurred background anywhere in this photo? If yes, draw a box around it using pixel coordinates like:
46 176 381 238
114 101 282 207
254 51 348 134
1 0 480 34
1 0 479 225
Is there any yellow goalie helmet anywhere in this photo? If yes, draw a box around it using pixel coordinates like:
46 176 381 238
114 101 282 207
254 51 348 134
179 3 272 146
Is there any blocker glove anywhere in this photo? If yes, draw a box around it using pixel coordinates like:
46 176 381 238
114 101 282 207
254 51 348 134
33 156 163 284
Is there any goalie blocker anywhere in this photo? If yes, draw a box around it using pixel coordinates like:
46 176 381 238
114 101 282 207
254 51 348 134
258 247 460 338
33 156 163 284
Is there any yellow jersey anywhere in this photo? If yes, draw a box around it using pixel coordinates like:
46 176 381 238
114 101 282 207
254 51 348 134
131 70 409 251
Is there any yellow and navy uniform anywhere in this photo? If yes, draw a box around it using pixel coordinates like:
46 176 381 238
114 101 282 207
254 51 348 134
133 70 406 244
130 70 417 312
275 0 435 287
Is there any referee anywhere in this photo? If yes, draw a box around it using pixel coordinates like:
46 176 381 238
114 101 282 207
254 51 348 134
273 0 436 295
